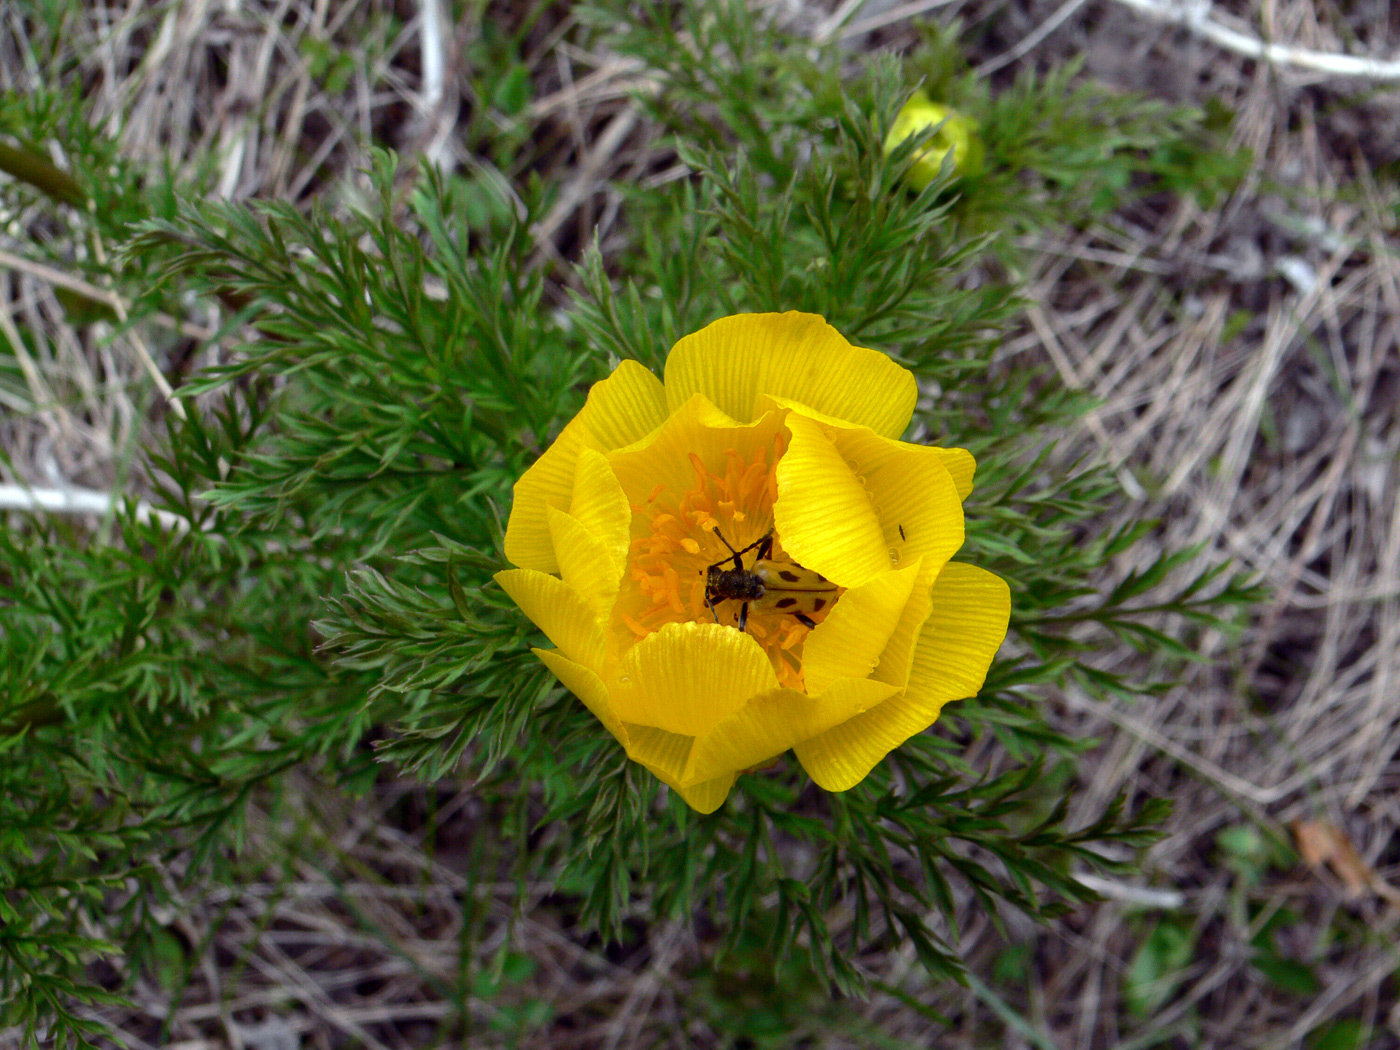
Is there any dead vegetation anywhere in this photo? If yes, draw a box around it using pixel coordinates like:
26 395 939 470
2 0 1399 1046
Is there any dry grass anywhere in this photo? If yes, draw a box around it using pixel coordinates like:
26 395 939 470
971 5 1400 1045
3 0 1400 1046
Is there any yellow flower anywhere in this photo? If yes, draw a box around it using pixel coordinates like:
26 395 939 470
884 90 983 189
496 312 1009 812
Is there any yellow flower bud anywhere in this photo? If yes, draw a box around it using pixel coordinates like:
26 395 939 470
884 90 983 189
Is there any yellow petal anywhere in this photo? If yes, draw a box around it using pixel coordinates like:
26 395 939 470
607 394 784 534
800 561 922 695
578 359 670 449
773 412 890 587
503 361 666 573
503 422 587 573
791 698 921 793
868 565 935 690
664 313 916 439
821 424 965 579
608 621 779 737
794 563 1009 792
614 723 749 813
547 505 621 624
904 562 1011 703
616 723 736 812
622 722 694 784
762 394 974 501
532 647 739 814
772 404 966 579
570 448 632 572
685 678 898 784
615 389 743 454
656 768 737 814
932 447 975 501
534 647 628 747
494 568 605 672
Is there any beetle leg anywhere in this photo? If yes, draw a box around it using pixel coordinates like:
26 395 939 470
738 602 749 632
705 590 721 623
795 612 817 629
731 534 769 569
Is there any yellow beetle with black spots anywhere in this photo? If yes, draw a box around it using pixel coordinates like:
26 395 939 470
703 529 838 633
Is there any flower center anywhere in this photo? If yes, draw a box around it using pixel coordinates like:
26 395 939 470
620 434 840 689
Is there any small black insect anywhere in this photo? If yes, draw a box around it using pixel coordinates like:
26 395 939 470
703 528 836 633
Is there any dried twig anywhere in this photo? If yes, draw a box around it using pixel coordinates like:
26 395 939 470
0 482 188 532
975 0 1093 73
1109 0 1400 79
826 0 967 41
1073 873 1186 909
0 246 212 339
530 102 646 255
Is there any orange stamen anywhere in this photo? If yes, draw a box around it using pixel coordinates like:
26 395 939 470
616 425 833 690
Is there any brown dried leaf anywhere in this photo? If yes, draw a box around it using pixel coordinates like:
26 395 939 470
1290 819 1398 905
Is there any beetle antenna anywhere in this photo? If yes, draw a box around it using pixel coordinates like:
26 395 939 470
711 525 746 571
709 526 775 572
711 525 740 556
